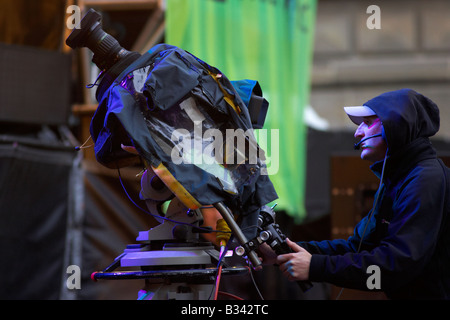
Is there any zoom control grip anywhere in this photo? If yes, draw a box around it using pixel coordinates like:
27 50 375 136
260 224 313 292
258 205 313 292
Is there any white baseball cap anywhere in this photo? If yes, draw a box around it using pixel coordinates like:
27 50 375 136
344 106 377 125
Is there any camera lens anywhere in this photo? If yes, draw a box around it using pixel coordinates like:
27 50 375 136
66 9 137 72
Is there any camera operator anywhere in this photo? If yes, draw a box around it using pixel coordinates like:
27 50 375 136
259 89 450 300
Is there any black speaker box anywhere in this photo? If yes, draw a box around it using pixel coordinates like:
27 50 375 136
0 43 71 125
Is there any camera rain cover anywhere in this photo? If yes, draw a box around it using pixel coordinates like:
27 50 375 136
90 44 277 225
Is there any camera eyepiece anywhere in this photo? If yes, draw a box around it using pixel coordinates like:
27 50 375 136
66 8 138 72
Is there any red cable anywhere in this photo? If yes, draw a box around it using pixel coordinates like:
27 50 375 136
213 241 228 300
213 264 223 300
218 291 244 300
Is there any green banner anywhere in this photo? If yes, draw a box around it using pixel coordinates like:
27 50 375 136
166 0 317 222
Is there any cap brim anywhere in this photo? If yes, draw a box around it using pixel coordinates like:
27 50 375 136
344 106 377 125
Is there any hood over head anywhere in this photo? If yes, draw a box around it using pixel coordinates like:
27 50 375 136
362 88 440 153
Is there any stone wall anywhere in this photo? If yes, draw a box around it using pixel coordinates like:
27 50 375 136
310 0 450 140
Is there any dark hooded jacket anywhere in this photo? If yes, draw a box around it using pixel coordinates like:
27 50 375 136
302 89 450 299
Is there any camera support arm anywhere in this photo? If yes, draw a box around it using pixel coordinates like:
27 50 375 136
213 202 262 269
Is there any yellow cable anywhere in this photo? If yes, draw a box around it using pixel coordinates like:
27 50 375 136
215 218 231 247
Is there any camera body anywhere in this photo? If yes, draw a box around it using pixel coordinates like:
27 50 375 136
67 10 276 227
65 9 312 297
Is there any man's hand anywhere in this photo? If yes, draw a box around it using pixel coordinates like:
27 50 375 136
276 238 311 281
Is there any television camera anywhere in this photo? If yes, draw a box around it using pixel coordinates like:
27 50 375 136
66 9 311 299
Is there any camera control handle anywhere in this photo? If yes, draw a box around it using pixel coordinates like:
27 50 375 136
259 206 313 292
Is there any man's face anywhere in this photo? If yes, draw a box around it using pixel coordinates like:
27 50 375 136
355 116 387 162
